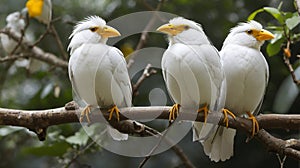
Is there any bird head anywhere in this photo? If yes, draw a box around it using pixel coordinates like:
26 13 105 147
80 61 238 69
157 17 210 45
68 16 121 53
6 12 25 30
222 20 274 49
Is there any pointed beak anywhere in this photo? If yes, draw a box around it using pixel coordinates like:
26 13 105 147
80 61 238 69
157 24 174 34
255 29 275 41
99 25 121 38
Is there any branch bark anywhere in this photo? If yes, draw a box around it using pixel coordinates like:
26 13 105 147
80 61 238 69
0 29 68 69
0 103 300 160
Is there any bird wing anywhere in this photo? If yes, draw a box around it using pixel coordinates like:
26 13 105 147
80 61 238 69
253 52 269 115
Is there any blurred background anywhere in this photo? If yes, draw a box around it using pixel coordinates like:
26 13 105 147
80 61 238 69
0 0 299 167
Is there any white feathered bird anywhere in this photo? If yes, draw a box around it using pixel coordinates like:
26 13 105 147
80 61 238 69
202 20 274 162
0 12 26 54
25 0 52 25
68 16 132 141
157 17 229 160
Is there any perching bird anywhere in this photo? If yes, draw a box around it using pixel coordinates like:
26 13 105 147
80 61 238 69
0 12 26 54
200 20 274 162
157 17 228 157
25 0 52 25
68 16 132 141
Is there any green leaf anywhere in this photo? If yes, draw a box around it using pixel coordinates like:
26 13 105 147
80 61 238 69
286 14 300 30
263 7 284 24
266 38 284 56
247 8 264 21
22 142 70 157
66 128 89 146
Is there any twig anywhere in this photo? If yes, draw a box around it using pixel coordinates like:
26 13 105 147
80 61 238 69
132 63 157 97
9 14 30 55
282 41 300 85
64 140 98 168
31 28 50 46
282 25 300 85
127 0 165 69
50 25 68 60
256 129 300 160
0 53 30 63
138 121 196 168
277 154 287 168
138 122 174 168
0 29 68 69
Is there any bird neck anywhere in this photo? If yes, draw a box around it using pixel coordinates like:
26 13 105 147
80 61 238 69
169 29 210 45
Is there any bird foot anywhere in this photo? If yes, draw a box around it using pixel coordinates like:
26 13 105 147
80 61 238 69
169 104 181 121
222 108 236 128
197 103 209 123
108 105 120 122
80 105 92 124
247 111 259 137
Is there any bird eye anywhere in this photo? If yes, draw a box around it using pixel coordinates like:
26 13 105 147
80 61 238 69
90 27 98 32
246 30 253 34
184 25 189 30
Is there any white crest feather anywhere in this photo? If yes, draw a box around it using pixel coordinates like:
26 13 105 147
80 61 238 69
69 16 106 39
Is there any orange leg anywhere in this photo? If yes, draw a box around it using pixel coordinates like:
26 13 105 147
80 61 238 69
197 103 209 123
222 108 236 128
80 105 92 123
247 112 259 137
108 105 120 122
169 104 181 121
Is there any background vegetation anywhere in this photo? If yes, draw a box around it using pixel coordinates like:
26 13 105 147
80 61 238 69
0 0 299 167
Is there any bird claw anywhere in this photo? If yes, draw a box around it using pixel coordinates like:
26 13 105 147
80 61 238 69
222 108 236 128
169 104 180 121
247 112 259 137
80 105 92 124
197 103 209 124
108 105 120 122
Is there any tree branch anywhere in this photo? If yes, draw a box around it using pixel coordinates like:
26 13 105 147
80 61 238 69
132 63 157 97
0 29 68 69
0 103 300 160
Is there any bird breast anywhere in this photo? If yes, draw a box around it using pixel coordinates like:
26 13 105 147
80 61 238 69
69 43 130 108
221 44 268 115
162 43 216 107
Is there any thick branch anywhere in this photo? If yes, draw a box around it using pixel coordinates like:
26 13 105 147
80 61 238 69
0 105 300 160
0 29 68 69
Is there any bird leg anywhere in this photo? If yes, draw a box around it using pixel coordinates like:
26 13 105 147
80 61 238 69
80 105 92 124
222 108 236 128
169 104 181 121
108 105 120 122
246 111 259 137
197 103 209 123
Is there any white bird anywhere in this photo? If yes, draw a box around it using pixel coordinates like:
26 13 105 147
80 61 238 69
201 20 274 162
68 16 132 141
157 17 229 159
25 0 52 25
0 12 26 54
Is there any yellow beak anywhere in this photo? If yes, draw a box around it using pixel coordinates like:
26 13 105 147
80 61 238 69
157 23 187 36
254 29 275 41
98 26 121 38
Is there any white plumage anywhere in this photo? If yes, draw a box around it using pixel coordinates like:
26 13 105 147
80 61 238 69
157 17 226 161
68 16 132 141
0 12 26 53
204 20 274 162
